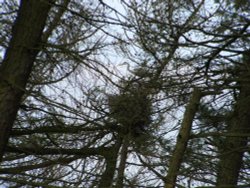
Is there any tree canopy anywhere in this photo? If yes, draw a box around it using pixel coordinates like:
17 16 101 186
0 0 250 187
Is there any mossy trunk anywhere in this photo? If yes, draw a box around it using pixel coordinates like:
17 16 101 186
165 88 202 188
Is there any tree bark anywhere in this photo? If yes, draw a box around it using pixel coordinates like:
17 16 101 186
0 0 53 161
116 137 129 188
165 88 202 188
216 52 250 187
98 140 121 188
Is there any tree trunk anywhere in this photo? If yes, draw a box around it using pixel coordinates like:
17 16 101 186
216 52 250 187
116 137 129 188
98 140 121 188
165 88 202 188
0 0 53 161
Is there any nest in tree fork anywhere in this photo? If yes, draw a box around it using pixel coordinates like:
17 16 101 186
108 87 152 136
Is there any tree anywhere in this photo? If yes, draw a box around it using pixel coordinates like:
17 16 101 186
216 51 250 187
0 0 250 187
0 0 53 161
165 88 202 188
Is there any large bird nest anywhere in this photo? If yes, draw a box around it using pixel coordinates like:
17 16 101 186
108 82 152 137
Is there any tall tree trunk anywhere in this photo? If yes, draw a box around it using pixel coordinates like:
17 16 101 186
116 137 129 188
98 140 121 188
165 88 202 188
216 52 250 187
0 0 53 161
